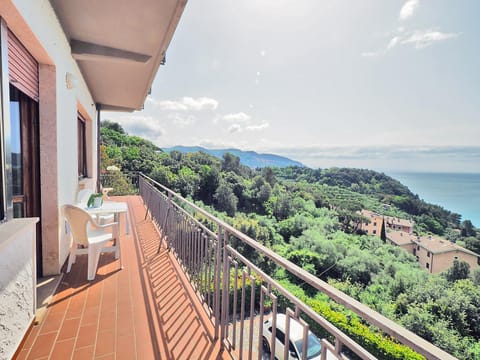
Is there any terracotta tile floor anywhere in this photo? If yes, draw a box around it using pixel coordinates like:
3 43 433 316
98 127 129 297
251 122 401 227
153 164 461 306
16 196 231 360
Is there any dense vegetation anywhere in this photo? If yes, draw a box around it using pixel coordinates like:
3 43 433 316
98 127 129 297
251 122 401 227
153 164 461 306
101 121 480 359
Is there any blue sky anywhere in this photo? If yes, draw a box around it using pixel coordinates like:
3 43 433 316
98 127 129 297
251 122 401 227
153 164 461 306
103 0 480 173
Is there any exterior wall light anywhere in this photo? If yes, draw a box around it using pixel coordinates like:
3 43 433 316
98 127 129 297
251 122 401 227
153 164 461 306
66 72 77 89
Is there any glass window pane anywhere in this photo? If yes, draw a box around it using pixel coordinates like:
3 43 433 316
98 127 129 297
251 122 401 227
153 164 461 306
13 201 24 218
10 94 22 196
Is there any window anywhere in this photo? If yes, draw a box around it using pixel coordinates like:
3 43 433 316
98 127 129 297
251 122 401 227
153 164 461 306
427 251 431 257
417 245 420 250
373 230 377 234
275 329 285 343
78 114 87 178
426 263 429 269
454 256 458 260
373 222 377 226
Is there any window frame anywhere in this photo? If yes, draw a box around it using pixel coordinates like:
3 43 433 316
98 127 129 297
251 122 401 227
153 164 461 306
78 113 88 178
0 19 12 222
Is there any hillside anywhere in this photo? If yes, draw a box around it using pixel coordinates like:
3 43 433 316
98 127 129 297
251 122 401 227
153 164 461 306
163 145 305 168
100 121 480 359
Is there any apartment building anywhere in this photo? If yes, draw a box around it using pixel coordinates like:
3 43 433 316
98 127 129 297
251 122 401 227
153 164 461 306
360 209 415 237
387 231 479 273
359 210 384 236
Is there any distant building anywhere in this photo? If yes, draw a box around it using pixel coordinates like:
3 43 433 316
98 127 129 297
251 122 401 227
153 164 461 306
360 210 415 236
359 210 383 236
384 216 414 234
386 230 416 253
386 231 479 273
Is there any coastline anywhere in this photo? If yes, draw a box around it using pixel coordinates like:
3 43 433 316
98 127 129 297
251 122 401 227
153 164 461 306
386 171 480 227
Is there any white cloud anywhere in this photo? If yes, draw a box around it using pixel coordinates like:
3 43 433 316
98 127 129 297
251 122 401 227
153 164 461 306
157 96 219 111
363 29 460 57
399 0 419 21
183 97 219 110
158 100 188 111
400 30 460 49
260 50 267 57
222 112 251 122
116 115 165 142
168 113 196 128
246 122 269 131
387 36 400 49
228 124 242 133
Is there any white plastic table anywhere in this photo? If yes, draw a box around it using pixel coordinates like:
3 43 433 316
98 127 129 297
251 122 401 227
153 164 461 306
85 201 129 234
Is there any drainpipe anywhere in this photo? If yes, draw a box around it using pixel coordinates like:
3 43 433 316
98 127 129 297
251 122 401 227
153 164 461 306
96 103 101 193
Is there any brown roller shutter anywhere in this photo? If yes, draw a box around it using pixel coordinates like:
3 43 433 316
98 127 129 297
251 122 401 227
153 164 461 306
8 30 39 101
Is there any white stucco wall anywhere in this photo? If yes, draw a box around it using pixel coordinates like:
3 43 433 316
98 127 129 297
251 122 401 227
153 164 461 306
2 0 98 273
0 218 38 360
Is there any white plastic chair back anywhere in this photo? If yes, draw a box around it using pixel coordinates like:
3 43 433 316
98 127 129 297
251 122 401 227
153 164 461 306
62 204 93 247
77 188 94 206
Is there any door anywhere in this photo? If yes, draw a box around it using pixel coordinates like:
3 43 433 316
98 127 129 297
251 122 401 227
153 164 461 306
10 84 42 275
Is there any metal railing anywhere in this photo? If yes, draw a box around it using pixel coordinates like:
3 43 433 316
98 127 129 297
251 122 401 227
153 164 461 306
100 172 139 195
136 173 456 360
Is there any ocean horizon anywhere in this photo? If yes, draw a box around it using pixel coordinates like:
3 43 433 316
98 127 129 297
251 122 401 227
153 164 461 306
386 171 480 228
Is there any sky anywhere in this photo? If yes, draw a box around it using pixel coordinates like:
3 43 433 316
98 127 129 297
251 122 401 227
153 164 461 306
103 0 480 173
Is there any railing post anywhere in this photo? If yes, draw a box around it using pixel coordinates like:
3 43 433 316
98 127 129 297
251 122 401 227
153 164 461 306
165 192 173 250
214 226 223 340
220 230 229 345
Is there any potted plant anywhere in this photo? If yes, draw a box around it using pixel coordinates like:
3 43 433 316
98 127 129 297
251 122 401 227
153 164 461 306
87 193 103 208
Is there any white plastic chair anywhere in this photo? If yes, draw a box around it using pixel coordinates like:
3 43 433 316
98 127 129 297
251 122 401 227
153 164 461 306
62 204 122 281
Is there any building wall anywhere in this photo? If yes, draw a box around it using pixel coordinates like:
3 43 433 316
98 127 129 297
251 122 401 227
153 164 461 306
399 243 415 254
414 243 479 273
361 216 383 236
1 0 97 274
413 244 434 272
0 218 38 360
430 251 479 274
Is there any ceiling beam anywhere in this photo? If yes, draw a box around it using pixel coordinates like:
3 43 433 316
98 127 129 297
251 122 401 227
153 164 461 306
71 39 151 63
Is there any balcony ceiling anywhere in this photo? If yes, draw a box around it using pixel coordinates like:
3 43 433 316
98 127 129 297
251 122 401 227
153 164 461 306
50 0 187 111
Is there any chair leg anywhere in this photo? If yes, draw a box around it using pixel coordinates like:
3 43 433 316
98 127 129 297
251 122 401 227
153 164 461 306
66 246 76 273
117 239 123 269
113 224 123 269
87 244 102 281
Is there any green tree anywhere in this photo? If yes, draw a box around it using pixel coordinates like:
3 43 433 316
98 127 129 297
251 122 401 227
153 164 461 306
461 220 477 237
262 167 276 187
197 165 220 204
214 182 238 216
380 219 386 242
175 166 199 197
222 152 241 174
445 260 470 282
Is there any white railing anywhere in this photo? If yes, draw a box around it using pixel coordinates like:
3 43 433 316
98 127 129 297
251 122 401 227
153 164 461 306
137 173 457 360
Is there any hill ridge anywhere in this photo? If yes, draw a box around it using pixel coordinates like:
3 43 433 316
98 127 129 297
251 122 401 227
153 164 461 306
163 145 305 168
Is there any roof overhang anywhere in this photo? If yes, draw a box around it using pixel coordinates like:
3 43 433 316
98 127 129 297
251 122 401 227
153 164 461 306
50 0 187 111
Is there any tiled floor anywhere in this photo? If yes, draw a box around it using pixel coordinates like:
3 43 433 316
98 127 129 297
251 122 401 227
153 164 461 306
16 196 231 360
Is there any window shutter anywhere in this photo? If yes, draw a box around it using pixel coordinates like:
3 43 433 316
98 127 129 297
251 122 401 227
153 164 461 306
8 30 39 101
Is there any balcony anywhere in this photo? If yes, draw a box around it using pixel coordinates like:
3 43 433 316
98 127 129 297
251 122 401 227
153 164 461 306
15 195 229 360
15 174 456 360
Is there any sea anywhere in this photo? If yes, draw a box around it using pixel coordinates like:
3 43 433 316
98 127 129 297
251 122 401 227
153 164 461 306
386 172 480 228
